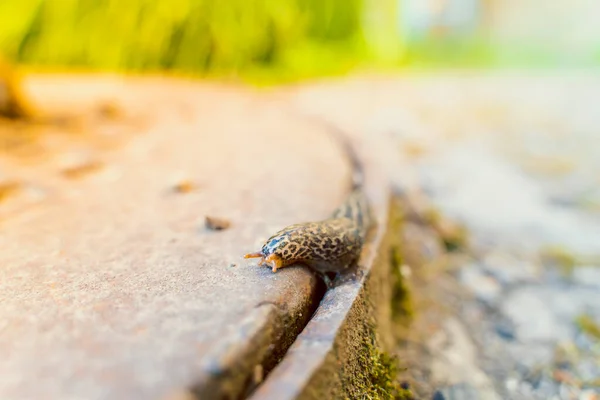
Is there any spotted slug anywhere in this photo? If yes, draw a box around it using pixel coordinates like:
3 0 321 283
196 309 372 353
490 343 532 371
244 120 373 274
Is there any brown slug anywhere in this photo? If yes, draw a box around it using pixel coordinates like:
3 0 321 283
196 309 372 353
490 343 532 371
244 120 373 274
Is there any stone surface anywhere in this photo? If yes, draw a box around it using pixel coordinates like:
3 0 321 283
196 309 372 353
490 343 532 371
459 265 502 304
572 266 600 290
0 76 359 400
281 73 600 400
501 287 570 342
428 318 501 400
480 251 541 285
433 382 481 400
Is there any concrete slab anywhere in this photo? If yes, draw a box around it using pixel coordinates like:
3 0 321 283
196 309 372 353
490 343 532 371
0 76 356 400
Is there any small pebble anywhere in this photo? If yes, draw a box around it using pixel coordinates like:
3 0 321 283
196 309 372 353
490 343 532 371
494 320 516 341
96 100 121 119
205 216 231 231
434 383 481 400
61 160 103 179
572 266 600 290
0 180 21 202
400 264 412 278
501 288 568 341
401 222 445 263
172 180 197 194
459 265 502 303
559 383 581 399
505 378 519 392
432 391 445 400
482 251 539 284
576 359 600 382
535 376 560 399
518 381 535 397
579 389 599 400
553 369 577 385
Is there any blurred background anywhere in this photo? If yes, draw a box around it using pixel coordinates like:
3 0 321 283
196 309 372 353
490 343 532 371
1 0 600 82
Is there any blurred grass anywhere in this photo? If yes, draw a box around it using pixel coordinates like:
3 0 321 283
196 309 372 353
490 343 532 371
1 1 598 84
0 0 375 83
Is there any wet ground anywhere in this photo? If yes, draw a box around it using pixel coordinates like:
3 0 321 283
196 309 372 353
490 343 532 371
284 72 600 400
408 76 600 400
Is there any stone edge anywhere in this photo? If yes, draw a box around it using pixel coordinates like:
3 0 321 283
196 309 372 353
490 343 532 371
248 187 404 399
162 276 324 400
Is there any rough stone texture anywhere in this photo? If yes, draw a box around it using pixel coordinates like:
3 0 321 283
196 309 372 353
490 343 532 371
0 76 359 400
5 71 600 400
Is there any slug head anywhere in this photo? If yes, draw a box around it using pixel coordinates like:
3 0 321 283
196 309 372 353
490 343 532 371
243 234 288 272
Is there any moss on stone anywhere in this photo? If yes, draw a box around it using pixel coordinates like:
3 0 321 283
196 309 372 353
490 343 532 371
390 245 413 322
351 329 413 400
422 207 469 252
540 245 576 267
356 197 413 399
539 245 583 279
575 314 600 341
389 198 414 322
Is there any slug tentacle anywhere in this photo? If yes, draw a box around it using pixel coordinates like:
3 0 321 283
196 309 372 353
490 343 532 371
265 254 283 272
243 252 263 259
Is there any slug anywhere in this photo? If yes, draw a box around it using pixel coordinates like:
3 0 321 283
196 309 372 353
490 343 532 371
244 119 373 275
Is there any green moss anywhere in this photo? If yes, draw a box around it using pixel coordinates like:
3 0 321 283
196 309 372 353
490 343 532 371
356 332 413 400
422 208 468 252
539 245 577 275
388 198 414 322
440 227 469 252
390 245 413 322
366 351 412 399
575 314 600 341
4 1 600 82
351 197 414 399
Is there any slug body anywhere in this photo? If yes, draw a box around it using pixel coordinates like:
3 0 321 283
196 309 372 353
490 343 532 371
244 121 373 274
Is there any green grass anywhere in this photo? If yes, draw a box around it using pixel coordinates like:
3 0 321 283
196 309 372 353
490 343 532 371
2 1 600 84
0 0 371 83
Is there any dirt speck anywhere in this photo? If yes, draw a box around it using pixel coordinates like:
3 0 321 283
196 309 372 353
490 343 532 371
0 181 21 202
96 101 122 120
552 369 578 385
172 180 197 194
205 216 231 231
61 160 103 179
